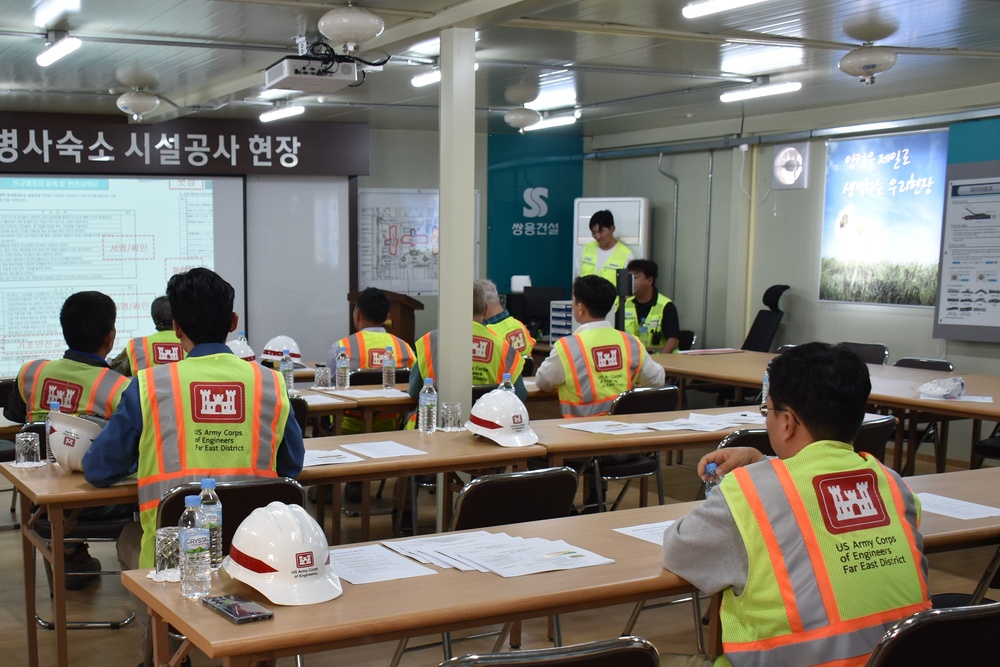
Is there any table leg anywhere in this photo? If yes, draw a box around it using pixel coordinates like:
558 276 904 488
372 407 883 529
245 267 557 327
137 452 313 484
330 481 342 544
891 409 905 474
677 378 687 410
359 480 372 541
904 411 919 476
971 419 983 469
50 502 69 667
21 491 39 667
332 413 344 436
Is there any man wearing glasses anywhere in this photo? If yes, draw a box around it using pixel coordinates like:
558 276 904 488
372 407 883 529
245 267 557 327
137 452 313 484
662 342 930 667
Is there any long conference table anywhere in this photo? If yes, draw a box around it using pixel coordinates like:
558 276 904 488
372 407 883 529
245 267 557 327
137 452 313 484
655 349 1000 472
120 466 1000 667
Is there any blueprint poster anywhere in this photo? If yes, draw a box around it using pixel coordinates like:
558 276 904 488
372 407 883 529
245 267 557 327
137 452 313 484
358 189 478 296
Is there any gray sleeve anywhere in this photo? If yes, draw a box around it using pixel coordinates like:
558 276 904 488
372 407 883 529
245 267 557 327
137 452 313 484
662 490 749 596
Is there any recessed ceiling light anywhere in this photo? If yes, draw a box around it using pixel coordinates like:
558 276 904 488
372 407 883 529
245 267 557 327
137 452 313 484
683 0 771 20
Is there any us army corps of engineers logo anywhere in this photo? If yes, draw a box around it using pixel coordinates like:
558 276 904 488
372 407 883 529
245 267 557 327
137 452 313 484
591 345 623 372
813 469 890 534
472 336 494 363
152 342 183 364
191 382 245 423
43 379 83 412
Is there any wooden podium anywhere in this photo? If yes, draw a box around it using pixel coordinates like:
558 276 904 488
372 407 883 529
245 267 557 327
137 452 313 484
347 290 424 345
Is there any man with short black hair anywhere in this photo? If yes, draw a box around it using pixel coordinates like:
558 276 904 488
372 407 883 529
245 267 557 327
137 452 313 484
624 259 680 353
111 295 186 376
662 343 930 667
576 209 634 283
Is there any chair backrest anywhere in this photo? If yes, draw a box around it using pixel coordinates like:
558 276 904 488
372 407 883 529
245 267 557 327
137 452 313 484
677 330 697 351
350 368 411 386
450 467 579 531
854 414 897 462
289 395 308 434
718 428 775 457
840 341 890 365
865 602 1000 667
609 385 680 415
521 355 536 377
893 357 954 373
471 384 496 402
741 285 790 353
0 377 14 407
441 636 659 667
157 477 305 555
776 343 798 353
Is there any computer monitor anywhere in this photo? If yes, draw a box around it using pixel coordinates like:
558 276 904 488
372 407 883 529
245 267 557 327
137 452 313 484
522 286 566 338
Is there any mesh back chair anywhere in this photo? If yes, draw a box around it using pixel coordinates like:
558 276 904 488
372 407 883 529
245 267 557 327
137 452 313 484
349 367 410 386
865 602 1000 667
585 386 680 512
741 284 790 353
892 357 955 474
392 468 579 666
440 636 659 667
840 341 890 365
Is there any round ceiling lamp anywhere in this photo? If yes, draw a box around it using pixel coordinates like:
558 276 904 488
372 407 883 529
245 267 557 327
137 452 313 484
318 2 385 54
838 44 897 86
116 89 160 121
504 107 541 131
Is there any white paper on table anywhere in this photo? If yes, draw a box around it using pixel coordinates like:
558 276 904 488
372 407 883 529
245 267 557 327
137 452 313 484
558 420 653 435
329 388 411 399
302 449 364 467
523 379 537 391
918 394 992 403
614 520 676 545
382 531 499 568
917 493 1000 519
342 441 428 459
300 393 349 407
329 544 437 584
452 538 614 578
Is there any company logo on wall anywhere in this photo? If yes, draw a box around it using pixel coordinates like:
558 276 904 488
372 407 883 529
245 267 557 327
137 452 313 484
522 187 549 217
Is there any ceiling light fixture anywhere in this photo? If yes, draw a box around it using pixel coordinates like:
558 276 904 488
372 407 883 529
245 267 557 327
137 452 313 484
838 44 897 86
36 30 82 67
116 89 160 122
504 107 542 132
720 80 801 103
260 103 305 123
411 63 478 88
317 1 385 54
682 0 770 19
524 110 581 132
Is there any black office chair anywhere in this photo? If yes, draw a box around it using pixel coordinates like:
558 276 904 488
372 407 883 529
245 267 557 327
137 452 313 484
972 422 1000 469
289 394 308 435
931 541 1000 609
892 357 955 474
349 367 410 386
392 468 580 666
440 635 660 667
472 383 496 402
677 329 697 351
0 377 17 529
865 602 1000 666
741 284 790 353
521 355 535 377
840 341 890 365
714 416 896 465
585 386 679 512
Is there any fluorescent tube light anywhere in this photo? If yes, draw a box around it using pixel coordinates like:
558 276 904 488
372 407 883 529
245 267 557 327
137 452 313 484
523 111 580 132
259 104 305 123
683 0 770 19
36 34 82 67
411 63 478 88
720 81 801 103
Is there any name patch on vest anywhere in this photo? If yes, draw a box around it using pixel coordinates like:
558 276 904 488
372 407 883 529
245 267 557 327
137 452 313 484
591 345 623 371
191 382 245 422
368 348 390 367
472 336 494 363
506 329 526 352
813 470 890 535
43 379 82 412
152 342 182 364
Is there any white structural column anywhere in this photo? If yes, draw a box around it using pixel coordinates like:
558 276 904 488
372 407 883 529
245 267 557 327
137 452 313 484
436 27 477 411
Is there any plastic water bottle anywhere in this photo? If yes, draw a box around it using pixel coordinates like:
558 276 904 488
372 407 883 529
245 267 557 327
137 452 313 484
335 346 351 390
418 378 437 434
199 478 223 571
45 400 60 463
499 372 515 392
279 347 296 395
179 495 211 600
382 346 396 389
704 462 723 497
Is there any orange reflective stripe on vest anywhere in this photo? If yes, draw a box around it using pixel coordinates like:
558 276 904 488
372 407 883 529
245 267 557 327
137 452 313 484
554 329 643 417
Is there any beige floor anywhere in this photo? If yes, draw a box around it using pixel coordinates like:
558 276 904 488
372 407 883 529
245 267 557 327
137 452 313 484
0 448 990 667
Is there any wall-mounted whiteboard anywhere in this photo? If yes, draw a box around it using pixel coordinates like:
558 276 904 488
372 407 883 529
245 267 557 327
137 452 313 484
572 197 650 283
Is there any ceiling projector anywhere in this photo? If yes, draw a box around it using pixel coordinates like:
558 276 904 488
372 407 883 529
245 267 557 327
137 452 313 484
264 56 358 94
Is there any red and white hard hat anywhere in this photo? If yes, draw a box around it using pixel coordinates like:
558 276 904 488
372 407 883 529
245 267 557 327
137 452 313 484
226 337 256 361
47 412 105 472
465 388 538 447
223 502 342 606
260 335 301 363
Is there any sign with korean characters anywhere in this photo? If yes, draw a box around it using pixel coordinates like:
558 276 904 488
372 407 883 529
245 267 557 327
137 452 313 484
0 112 369 176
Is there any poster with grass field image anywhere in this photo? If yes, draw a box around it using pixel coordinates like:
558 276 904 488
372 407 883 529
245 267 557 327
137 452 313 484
821 130 948 305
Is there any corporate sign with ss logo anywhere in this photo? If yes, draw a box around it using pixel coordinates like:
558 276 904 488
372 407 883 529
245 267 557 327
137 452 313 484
514 187 559 237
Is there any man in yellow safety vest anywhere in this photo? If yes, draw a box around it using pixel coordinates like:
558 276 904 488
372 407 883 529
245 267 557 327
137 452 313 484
480 278 535 358
111 295 186 376
624 259 680 353
576 209 634 283
662 342 930 667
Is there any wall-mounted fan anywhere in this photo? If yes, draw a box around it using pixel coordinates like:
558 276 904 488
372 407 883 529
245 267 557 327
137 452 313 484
772 143 809 190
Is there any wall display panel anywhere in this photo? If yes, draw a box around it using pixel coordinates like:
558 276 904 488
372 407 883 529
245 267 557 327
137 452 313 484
820 130 948 306
0 175 245 376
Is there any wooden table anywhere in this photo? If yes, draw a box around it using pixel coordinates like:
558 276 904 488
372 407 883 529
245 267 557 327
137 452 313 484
125 467 1000 667
656 350 1000 472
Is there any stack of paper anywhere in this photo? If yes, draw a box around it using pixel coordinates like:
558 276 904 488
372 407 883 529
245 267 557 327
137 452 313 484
558 411 764 436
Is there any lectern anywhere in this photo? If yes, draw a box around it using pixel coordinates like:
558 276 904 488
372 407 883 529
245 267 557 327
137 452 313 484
347 290 424 346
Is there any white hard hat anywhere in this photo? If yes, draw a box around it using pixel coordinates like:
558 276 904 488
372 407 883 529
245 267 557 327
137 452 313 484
226 337 256 361
465 388 538 447
223 502 342 606
47 412 105 472
260 335 301 363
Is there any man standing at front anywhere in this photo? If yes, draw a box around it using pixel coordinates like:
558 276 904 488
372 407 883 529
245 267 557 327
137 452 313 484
84 268 304 667
662 343 929 667
576 209 634 283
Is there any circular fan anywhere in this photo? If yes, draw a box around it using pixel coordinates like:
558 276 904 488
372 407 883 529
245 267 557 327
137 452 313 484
773 146 803 186
114 64 161 121
840 11 900 86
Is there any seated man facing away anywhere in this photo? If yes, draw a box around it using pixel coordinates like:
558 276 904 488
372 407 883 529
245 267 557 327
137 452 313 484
84 267 304 667
480 278 536 359
662 342 930 667
534 274 664 416
110 294 185 376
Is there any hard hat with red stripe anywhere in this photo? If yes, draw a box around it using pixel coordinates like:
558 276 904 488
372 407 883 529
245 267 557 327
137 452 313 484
465 388 538 447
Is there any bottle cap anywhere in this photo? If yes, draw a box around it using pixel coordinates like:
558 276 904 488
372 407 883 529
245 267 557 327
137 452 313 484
705 462 718 475
201 478 216 490
185 495 200 507
503 373 511 381
424 377 433 385
386 346 392 351
49 400 61 410
283 348 290 354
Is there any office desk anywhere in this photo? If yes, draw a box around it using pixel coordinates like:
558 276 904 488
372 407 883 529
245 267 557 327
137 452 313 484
126 466 1000 667
0 461 137 667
